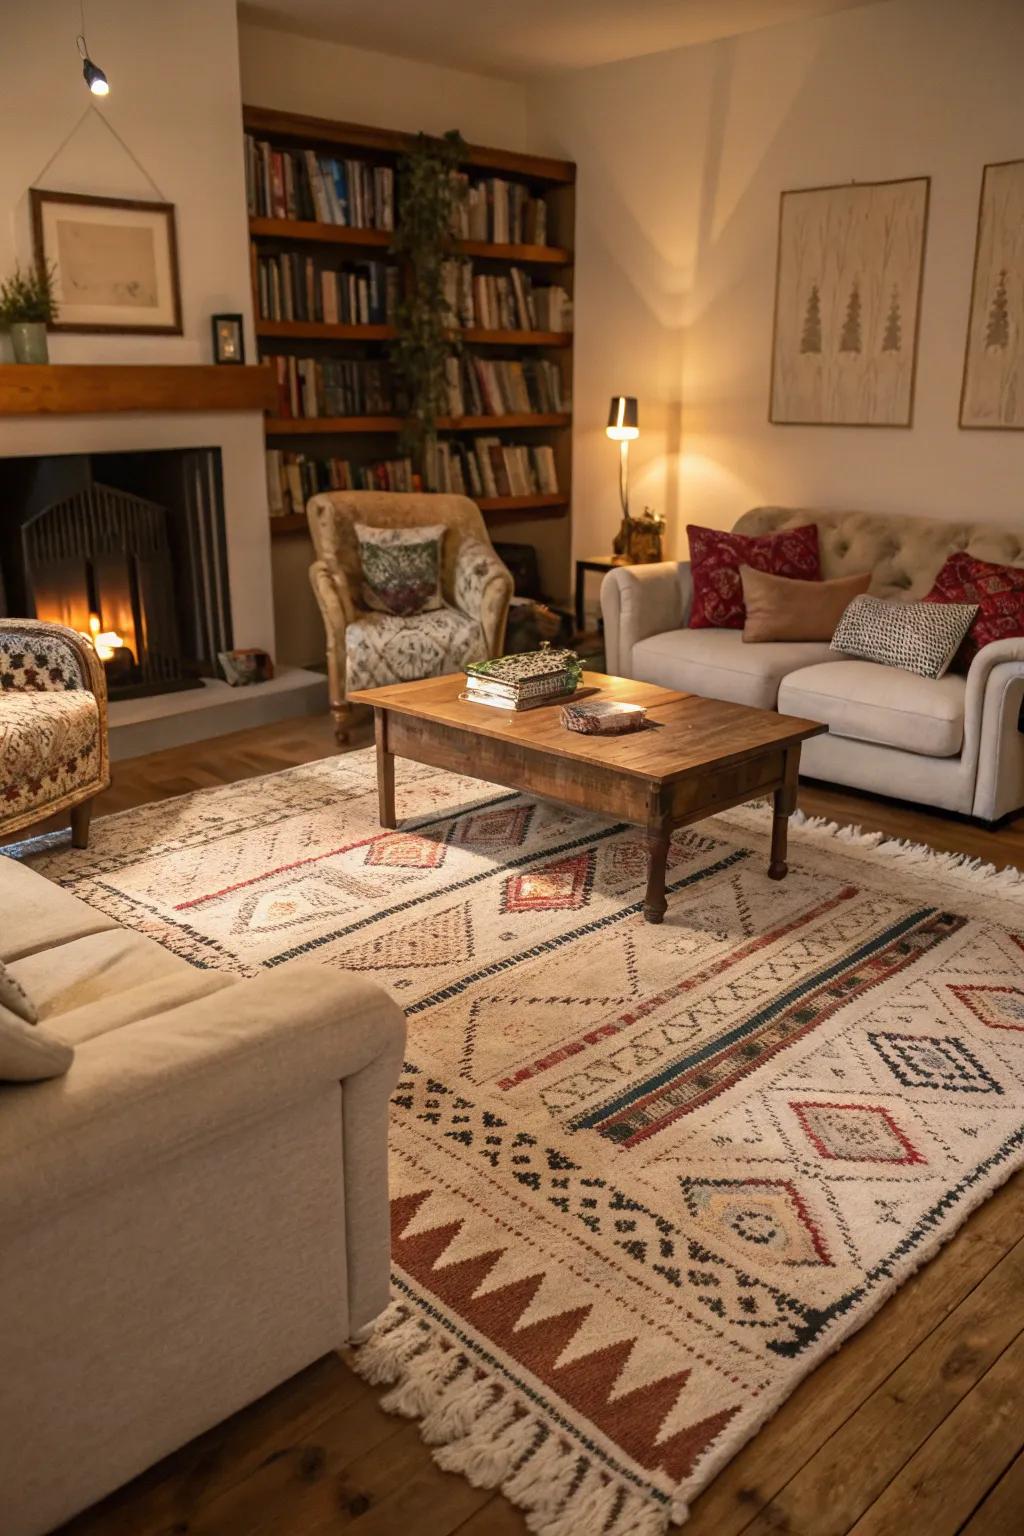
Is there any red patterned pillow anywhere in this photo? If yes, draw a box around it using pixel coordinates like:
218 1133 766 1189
924 551 1024 666
687 523 821 629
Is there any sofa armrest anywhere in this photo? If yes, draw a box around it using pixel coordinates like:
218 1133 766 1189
454 538 514 656
964 641 1024 820
600 562 693 677
0 959 406 1326
0 618 106 699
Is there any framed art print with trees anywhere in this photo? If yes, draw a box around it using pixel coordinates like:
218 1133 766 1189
769 177 930 427
960 159 1024 430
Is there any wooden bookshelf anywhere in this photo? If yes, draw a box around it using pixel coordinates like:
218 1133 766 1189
244 103 576 635
269 492 569 538
249 218 570 266
256 321 571 348
265 412 571 436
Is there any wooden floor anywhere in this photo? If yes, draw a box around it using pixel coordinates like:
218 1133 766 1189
36 712 1024 1536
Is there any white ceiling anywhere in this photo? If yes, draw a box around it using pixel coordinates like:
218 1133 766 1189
237 0 886 78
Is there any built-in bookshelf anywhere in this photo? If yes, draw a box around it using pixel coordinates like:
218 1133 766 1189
242 104 576 606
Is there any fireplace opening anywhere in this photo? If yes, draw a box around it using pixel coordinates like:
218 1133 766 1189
0 448 233 700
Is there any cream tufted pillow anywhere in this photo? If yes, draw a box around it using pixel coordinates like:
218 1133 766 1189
0 960 73 1082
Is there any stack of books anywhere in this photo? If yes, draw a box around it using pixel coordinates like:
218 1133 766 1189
462 648 582 711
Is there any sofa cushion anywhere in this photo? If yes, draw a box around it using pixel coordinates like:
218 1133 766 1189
924 550 1024 667
0 1010 73 1082
631 627 836 710
0 854 118 963
46 971 238 1046
687 522 821 628
0 959 37 1023
778 661 966 758
741 566 871 643
346 604 487 692
9 929 200 1025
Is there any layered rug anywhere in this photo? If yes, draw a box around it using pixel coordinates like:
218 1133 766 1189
21 749 1024 1534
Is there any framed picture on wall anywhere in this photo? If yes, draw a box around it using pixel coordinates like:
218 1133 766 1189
960 159 1024 430
30 188 183 335
769 177 930 427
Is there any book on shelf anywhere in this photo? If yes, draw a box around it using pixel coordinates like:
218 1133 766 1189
266 450 418 516
257 254 398 325
245 134 394 230
271 356 395 418
451 176 548 246
441 260 571 334
444 356 567 417
424 438 558 499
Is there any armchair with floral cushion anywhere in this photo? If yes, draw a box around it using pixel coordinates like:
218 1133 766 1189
0 618 110 847
307 490 514 740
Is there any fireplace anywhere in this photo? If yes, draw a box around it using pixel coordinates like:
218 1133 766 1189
0 448 233 700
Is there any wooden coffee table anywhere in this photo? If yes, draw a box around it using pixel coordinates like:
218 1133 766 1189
349 672 826 923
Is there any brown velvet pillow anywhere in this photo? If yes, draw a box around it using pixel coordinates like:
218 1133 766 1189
740 565 872 643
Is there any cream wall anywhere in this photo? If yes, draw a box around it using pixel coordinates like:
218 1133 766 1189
527 0 1024 564
238 20 529 147
0 0 274 652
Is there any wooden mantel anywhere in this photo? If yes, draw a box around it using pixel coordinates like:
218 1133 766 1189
0 364 276 416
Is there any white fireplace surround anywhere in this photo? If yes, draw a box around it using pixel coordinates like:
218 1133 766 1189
0 409 274 656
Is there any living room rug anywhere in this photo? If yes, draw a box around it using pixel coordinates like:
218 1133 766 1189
23 750 1024 1535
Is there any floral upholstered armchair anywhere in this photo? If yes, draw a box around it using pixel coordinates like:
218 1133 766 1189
0 618 110 847
307 491 514 740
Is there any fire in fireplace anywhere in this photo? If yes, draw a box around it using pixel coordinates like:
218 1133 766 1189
0 448 233 700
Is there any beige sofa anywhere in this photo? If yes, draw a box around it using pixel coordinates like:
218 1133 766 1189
602 508 1024 821
0 853 405 1536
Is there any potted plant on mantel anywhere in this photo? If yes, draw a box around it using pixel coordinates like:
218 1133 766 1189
0 263 57 363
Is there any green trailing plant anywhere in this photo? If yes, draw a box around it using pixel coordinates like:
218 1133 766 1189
390 129 467 454
0 262 57 326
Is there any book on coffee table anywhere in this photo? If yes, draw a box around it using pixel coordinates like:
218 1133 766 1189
463 645 582 710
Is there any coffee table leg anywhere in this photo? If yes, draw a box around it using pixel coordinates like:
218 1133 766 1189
769 747 800 880
374 708 396 829
644 811 671 924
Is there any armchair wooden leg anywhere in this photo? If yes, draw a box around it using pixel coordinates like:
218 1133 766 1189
70 798 94 849
331 702 353 745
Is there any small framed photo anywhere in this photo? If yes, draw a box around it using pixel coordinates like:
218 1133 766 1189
31 188 182 335
212 313 245 364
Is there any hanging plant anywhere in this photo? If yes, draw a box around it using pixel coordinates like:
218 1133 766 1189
390 129 467 456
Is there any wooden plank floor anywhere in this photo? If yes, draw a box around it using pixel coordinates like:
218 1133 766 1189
25 711 1023 1536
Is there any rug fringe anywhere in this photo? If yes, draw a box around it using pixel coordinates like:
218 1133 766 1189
351 1300 673 1535
789 810 1024 895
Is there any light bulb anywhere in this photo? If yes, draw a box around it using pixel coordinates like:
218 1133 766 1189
83 57 109 94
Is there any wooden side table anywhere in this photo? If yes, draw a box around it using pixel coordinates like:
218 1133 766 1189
574 555 618 632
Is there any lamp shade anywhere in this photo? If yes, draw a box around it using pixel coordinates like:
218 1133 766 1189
606 395 638 441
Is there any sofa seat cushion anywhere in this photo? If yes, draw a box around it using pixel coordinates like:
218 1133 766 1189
40 970 238 1046
8 929 203 1029
0 854 118 963
778 661 966 757
631 628 836 710
346 604 487 692
0 689 101 823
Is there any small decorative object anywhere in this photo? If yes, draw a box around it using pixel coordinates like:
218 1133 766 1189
0 262 57 363
560 699 647 735
613 505 666 565
31 188 182 335
218 648 274 686
606 394 638 556
769 177 929 426
463 643 582 710
960 159 1024 430
212 313 244 364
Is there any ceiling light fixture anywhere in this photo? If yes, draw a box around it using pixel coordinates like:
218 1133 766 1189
76 2 109 95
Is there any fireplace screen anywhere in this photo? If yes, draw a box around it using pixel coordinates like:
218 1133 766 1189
0 448 232 700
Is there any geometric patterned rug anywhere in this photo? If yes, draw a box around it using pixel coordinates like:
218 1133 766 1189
22 749 1024 1535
